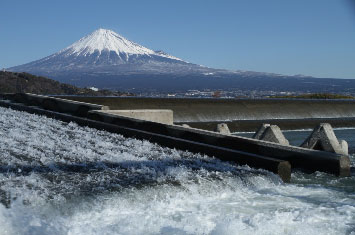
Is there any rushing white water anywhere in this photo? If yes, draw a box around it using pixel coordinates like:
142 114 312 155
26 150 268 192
0 107 354 235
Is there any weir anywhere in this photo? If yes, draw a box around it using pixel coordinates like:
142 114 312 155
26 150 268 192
54 96 355 132
0 93 352 182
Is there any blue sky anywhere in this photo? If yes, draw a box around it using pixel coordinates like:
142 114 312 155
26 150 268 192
1 0 354 78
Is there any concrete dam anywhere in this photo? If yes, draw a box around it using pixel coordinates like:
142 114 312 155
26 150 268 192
55 96 355 132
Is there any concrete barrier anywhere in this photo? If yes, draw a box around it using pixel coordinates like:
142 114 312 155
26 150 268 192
253 124 289 145
253 124 270 139
90 109 173 125
184 117 355 133
13 93 109 117
301 123 348 156
215 123 231 135
87 108 350 177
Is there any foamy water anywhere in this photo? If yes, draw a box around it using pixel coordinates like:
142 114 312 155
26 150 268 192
0 107 354 235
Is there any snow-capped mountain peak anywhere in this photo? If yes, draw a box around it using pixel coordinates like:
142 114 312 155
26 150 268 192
55 28 184 63
63 28 155 56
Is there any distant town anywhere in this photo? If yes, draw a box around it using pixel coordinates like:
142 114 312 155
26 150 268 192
135 88 355 99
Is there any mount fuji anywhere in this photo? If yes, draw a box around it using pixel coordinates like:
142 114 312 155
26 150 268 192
10 29 199 74
8 29 352 93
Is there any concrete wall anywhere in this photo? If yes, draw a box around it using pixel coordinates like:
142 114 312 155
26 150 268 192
12 93 109 117
55 96 355 131
91 109 173 125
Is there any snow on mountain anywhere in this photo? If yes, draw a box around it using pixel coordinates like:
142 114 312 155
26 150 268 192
60 28 184 63
67 28 155 56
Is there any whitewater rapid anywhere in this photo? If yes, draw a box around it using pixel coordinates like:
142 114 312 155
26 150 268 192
0 107 354 234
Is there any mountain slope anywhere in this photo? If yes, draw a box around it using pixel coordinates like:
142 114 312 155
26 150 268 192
0 71 130 96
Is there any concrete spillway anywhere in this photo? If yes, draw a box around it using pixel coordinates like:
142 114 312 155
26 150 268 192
55 96 355 132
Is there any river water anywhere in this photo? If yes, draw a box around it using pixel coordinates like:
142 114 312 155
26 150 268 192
0 107 354 235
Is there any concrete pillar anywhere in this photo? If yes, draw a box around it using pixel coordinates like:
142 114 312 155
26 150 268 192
339 140 349 156
252 123 270 139
300 123 348 155
215 123 230 135
253 124 289 146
